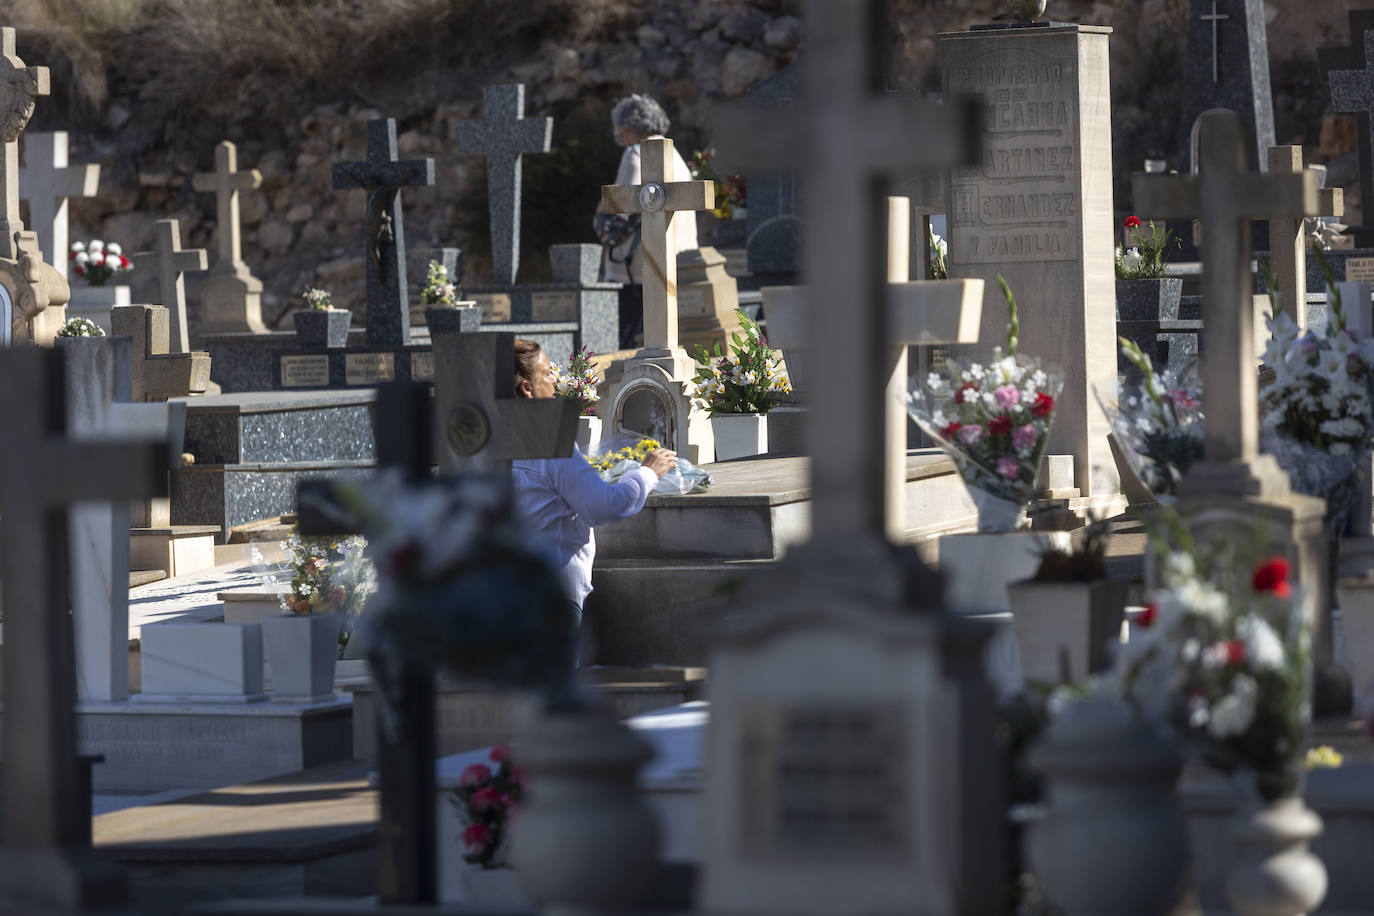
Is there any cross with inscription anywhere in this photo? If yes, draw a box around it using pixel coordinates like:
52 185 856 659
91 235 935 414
1266 145 1343 327
1200 0 1229 83
1135 110 1318 496
454 84 552 288
0 27 50 262
598 138 713 361
193 140 260 275
133 218 207 355
19 131 99 281
1320 11 1374 248
0 346 167 910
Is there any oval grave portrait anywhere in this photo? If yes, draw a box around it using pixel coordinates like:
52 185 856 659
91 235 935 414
613 382 676 448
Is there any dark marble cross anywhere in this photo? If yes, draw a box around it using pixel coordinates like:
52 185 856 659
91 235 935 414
1178 0 1274 172
332 119 435 347
0 346 167 910
1320 11 1374 248
454 85 552 288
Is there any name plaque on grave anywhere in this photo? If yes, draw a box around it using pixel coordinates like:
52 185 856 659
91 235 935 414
1346 257 1374 283
679 288 706 316
473 293 512 323
345 352 395 386
947 48 1080 264
738 701 910 863
280 355 330 388
411 351 434 382
531 290 577 321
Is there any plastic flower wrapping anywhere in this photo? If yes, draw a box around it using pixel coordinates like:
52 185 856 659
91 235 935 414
690 310 791 416
1118 516 1309 801
450 745 525 869
1109 337 1205 498
585 436 711 495
553 346 600 416
905 278 1060 530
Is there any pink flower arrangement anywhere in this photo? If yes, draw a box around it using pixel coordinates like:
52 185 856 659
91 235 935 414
450 745 524 868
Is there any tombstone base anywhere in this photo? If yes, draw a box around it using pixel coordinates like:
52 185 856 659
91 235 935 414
0 846 128 913
607 358 714 465
1176 454 1295 500
197 269 267 337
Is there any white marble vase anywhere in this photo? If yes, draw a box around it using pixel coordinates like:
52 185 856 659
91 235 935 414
711 412 767 461
1225 796 1327 916
261 612 340 704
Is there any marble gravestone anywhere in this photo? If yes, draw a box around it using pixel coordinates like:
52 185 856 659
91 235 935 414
133 218 207 355
940 23 1120 501
193 140 268 336
702 3 1001 914
18 130 99 281
1178 0 1276 172
1320 10 1374 249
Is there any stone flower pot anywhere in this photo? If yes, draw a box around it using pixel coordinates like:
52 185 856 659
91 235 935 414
1225 796 1327 916
293 308 350 348
711 412 767 461
261 611 341 704
1116 277 1183 321
1007 577 1129 684
1028 696 1189 915
575 415 602 455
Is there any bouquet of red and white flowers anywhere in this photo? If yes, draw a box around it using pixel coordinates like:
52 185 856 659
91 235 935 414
451 745 525 868
70 239 132 287
906 278 1061 531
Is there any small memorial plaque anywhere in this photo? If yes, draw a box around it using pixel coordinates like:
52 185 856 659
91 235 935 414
531 291 578 321
345 352 395 386
738 701 910 863
410 351 435 382
279 355 330 388
679 287 706 316
473 293 512 322
1346 257 1374 283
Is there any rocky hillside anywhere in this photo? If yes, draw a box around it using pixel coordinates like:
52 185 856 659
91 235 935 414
6 0 1360 329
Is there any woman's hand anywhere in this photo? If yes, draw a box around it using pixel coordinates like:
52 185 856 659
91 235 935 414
642 448 679 478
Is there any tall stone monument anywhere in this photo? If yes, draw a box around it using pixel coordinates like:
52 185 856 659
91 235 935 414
192 140 268 335
940 21 1120 500
1178 0 1276 171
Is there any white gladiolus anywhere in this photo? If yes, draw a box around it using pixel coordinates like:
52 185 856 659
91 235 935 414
1122 247 1144 272
1236 614 1286 671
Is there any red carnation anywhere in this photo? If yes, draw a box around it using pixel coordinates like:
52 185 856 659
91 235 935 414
988 416 1012 436
120 254 131 268
1138 602 1158 629
941 421 962 440
462 823 490 849
1124 215 1142 230
489 744 511 764
1031 392 1054 417
1223 640 1246 666
955 381 979 404
1252 556 1291 598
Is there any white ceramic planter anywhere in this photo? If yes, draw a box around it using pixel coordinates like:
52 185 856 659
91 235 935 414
938 530 1071 614
261 612 341 704
1006 578 1129 684
1225 797 1327 916
1028 696 1189 915
575 415 602 455
1336 577 1374 712
711 412 767 461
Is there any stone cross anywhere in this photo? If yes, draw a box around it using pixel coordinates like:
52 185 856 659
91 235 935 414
192 141 267 335
454 84 552 288
133 219 207 354
1134 110 1318 496
0 27 49 262
1179 0 1274 172
0 346 165 908
1320 11 1374 249
1266 145 1343 327
18 131 99 280
598 138 713 360
111 304 212 401
193 141 259 268
332 118 435 348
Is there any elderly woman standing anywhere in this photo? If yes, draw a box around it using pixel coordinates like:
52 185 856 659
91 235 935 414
604 93 699 350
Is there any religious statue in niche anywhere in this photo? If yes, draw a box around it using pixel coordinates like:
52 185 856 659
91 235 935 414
615 386 676 447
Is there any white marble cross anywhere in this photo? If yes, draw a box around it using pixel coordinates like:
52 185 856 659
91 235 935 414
1134 110 1319 497
18 132 99 281
0 27 50 262
134 219 207 354
1265 145 1342 328
598 138 714 359
192 140 260 271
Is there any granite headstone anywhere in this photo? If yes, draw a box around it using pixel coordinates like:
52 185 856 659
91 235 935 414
1178 0 1275 172
1320 10 1374 248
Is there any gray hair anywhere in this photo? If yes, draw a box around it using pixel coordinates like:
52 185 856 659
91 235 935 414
611 94 670 138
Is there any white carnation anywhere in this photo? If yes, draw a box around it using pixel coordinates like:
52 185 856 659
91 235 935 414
1236 614 1285 671
1207 674 1258 739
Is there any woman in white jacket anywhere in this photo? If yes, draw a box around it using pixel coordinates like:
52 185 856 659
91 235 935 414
604 94 699 349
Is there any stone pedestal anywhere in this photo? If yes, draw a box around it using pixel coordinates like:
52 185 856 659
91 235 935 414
197 266 266 336
940 24 1119 498
676 245 741 354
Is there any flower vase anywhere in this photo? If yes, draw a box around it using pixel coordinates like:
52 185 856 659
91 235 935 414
1028 697 1189 915
293 308 350 348
969 485 1027 533
1224 796 1327 916
712 412 767 461
261 612 341 703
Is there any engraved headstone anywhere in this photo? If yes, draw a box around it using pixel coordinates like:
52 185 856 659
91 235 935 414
454 84 551 287
940 22 1120 499
1178 0 1276 171
192 140 268 335
18 130 99 281
332 118 436 347
0 346 166 911
1320 10 1374 249
133 218 207 355
702 3 1001 914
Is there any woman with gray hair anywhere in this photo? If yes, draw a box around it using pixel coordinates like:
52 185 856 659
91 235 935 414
602 93 698 349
